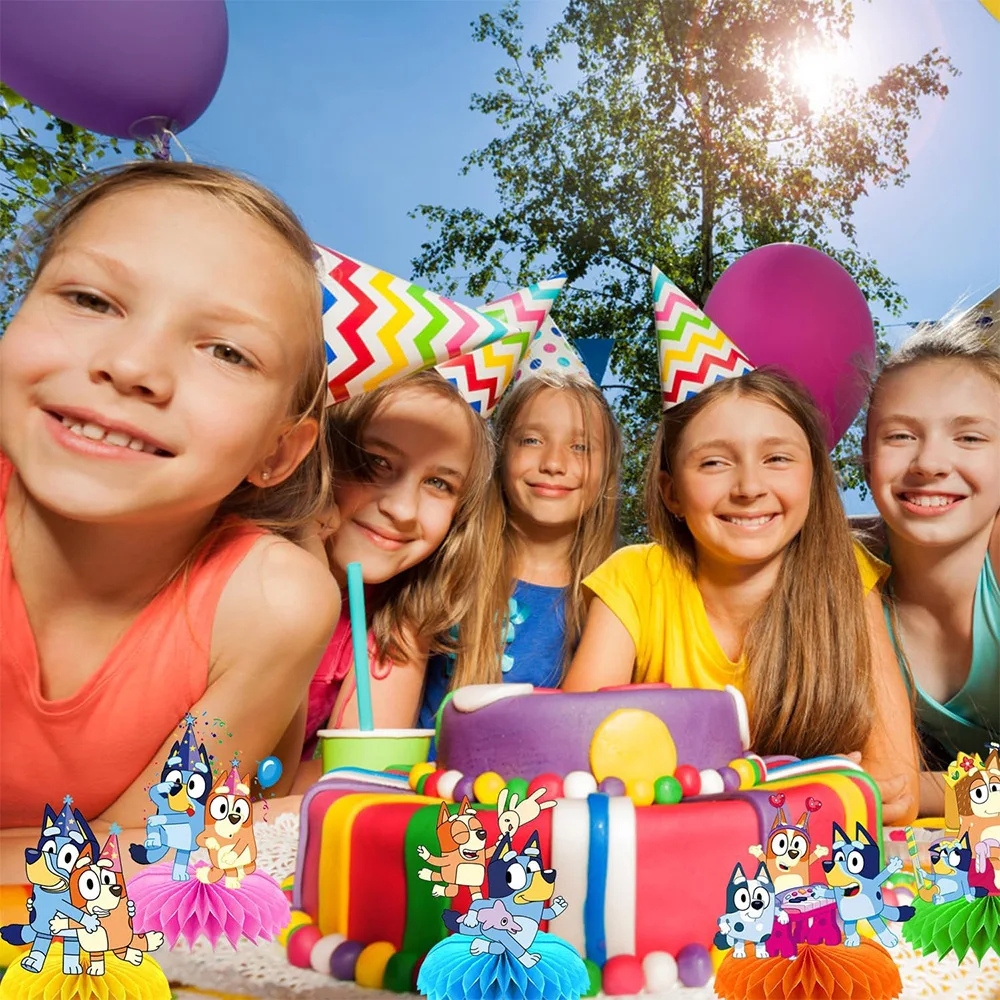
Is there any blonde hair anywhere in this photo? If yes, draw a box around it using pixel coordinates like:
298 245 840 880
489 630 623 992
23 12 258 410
11 160 331 539
325 370 495 664
451 371 622 687
644 369 874 759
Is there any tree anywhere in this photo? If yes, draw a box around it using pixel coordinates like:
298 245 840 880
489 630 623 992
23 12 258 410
411 0 956 540
1 84 146 329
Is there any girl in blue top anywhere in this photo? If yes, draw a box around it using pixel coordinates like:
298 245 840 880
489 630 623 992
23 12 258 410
864 315 1000 815
419 366 621 727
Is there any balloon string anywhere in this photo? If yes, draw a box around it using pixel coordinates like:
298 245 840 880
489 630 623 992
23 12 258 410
150 129 193 163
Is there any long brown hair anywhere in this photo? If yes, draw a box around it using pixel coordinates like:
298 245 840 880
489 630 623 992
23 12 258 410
9 160 330 539
325 370 496 664
644 368 874 759
451 371 622 687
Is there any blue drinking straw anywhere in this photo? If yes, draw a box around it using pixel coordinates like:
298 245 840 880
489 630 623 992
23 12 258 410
346 562 374 731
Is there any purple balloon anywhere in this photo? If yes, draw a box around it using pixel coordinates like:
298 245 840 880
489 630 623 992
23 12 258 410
0 0 228 139
676 942 712 987
704 244 876 447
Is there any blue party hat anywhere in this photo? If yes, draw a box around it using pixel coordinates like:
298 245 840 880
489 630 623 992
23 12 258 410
170 717 206 772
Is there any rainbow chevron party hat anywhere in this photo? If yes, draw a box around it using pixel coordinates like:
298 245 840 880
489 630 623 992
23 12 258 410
652 265 754 408
512 316 590 387
436 275 567 415
315 245 520 403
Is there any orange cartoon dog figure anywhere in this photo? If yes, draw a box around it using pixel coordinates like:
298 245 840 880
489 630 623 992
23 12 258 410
749 794 827 893
50 829 164 975
195 766 257 889
946 746 1000 892
417 788 555 900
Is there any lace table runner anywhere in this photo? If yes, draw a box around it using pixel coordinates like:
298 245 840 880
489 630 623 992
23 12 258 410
164 813 1000 1000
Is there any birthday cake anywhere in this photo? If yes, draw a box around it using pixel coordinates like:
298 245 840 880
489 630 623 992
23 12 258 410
287 684 882 992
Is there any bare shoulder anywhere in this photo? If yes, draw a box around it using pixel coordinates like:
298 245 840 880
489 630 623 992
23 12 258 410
991 511 1000 577
214 535 341 664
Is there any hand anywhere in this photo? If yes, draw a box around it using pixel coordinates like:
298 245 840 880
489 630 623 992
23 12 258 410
549 896 567 917
80 914 100 934
974 841 999 873
49 917 67 934
217 847 238 868
718 917 730 933
777 909 790 925
462 908 481 929
204 837 220 851
874 772 915 826
886 856 904 875
416 845 431 861
417 868 433 881
813 846 830 859
748 845 764 860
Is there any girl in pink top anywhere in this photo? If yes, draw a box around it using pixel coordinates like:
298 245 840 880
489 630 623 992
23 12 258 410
0 162 340 832
298 371 496 770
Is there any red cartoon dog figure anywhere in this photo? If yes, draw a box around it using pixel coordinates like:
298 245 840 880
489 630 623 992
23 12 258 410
417 789 554 900
50 830 164 975
749 795 827 893
195 766 257 889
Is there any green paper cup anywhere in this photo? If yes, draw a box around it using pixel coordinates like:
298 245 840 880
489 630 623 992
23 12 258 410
319 729 434 775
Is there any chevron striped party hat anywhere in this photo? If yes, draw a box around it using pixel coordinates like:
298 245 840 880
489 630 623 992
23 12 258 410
315 245 520 403
436 275 567 415
652 266 754 409
512 316 591 387
98 825 123 872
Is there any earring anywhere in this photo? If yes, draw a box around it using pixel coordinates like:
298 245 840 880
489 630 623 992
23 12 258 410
260 470 271 482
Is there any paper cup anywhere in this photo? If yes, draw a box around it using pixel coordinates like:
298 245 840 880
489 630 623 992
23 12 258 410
318 729 434 774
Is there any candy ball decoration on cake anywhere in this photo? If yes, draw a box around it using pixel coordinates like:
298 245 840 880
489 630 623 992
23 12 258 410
290 683 884 992
129 756 290 948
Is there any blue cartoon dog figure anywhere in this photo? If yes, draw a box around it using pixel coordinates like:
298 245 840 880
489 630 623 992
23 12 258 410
129 715 212 881
818 822 915 947
714 861 789 959
914 832 990 906
0 799 102 974
443 831 567 967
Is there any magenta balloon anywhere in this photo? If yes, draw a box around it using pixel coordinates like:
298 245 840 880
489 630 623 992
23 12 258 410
0 0 228 139
704 244 875 447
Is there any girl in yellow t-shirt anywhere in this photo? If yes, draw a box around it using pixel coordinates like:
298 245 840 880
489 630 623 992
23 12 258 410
564 267 919 825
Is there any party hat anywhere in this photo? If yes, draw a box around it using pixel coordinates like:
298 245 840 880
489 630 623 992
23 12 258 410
315 245 519 403
652 265 754 409
169 716 205 773
98 825 123 872
51 797 87 841
512 316 590 387
436 275 567 415
216 762 249 797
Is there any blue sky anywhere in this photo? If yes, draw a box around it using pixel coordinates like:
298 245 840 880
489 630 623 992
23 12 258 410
176 0 998 513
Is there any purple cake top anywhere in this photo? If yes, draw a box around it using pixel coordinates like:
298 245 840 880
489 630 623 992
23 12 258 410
436 684 749 778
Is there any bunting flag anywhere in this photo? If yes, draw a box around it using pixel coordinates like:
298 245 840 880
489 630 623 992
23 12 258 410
315 245 520 402
436 275 567 415
513 316 591 386
652 266 754 409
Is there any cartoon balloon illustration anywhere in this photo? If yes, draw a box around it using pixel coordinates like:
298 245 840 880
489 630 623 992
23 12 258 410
257 756 283 789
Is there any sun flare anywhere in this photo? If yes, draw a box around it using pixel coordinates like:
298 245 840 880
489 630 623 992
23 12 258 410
792 46 844 113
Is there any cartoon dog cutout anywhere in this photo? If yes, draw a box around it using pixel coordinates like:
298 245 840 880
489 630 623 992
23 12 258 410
818 822 915 947
443 831 568 968
49 830 164 975
911 831 990 906
749 795 827 893
195 766 257 888
130 716 213 881
0 800 101 974
417 788 555 900
714 862 789 959
946 746 1000 891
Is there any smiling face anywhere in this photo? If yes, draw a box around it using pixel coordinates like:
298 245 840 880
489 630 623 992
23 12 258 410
866 359 1000 550
661 393 814 572
0 184 319 527
328 385 476 585
502 386 606 533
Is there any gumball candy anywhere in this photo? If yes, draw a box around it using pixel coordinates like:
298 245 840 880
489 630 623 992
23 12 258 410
642 951 678 991
727 758 758 788
473 771 506 806
564 770 599 799
674 764 701 797
506 777 530 802
436 770 463 801
278 910 313 947
602 954 644 995
698 769 725 796
287 924 322 968
355 941 396 989
311 932 345 975
582 958 602 997
453 774 476 804
409 762 436 791
719 766 742 792
422 770 443 799
330 939 365 981
654 775 683 804
598 776 626 797
528 772 564 800
677 942 712 987
627 779 655 806
383 950 420 993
